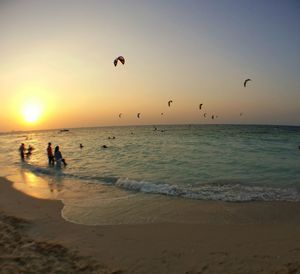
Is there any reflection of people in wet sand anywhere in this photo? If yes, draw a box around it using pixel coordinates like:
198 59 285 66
47 143 55 166
19 143 26 161
54 146 67 167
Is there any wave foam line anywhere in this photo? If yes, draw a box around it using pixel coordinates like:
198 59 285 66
115 178 300 202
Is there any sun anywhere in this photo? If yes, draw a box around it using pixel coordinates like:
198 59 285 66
22 100 42 123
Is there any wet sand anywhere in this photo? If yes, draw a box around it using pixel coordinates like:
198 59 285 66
0 176 300 274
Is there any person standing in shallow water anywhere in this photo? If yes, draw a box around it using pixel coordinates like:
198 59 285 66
19 143 25 161
47 142 54 166
54 145 67 167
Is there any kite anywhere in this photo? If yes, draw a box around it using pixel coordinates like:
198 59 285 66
243 78 251 87
114 56 125 66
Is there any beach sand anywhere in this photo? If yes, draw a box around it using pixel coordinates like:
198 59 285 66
0 176 300 274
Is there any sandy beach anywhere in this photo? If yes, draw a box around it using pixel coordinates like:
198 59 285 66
0 176 300 274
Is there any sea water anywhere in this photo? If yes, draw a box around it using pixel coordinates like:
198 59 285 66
0 125 299 224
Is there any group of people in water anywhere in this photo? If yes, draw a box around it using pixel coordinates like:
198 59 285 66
47 143 67 167
19 142 67 167
18 143 34 160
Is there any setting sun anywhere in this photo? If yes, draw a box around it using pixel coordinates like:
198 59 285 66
22 100 42 123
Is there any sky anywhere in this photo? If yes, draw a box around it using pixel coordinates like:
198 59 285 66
0 0 299 131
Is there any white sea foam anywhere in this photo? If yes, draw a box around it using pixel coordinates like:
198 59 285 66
16 162 300 202
115 178 300 202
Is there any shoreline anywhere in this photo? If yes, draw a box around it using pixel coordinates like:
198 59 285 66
1 176 300 273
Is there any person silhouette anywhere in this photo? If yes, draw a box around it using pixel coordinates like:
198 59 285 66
19 143 25 161
54 145 67 167
47 143 55 166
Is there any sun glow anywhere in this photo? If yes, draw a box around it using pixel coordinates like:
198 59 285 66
22 100 42 123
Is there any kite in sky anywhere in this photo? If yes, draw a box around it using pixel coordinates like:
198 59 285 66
243 78 251 87
114 56 125 66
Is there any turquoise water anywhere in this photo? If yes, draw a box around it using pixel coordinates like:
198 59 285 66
0 124 299 203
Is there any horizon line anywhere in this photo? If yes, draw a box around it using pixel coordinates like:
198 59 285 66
1 122 300 135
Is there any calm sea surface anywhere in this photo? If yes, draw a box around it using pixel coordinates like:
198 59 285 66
0 124 299 224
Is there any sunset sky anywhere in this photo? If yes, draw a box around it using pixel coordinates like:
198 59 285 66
0 0 299 132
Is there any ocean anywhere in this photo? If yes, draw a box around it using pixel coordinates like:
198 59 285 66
0 124 299 224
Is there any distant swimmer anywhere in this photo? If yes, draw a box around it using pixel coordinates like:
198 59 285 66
168 100 173 107
80 144 84 149
153 126 157 131
161 112 164 115
114 56 125 67
243 78 251 87
137 113 141 118
212 115 214 119
199 103 203 110
119 113 122 118
102 145 108 148
19 143 26 161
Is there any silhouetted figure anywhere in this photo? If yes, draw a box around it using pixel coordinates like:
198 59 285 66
80 143 84 149
54 145 67 167
26 145 34 158
47 142 55 166
19 143 25 161
102 145 108 149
